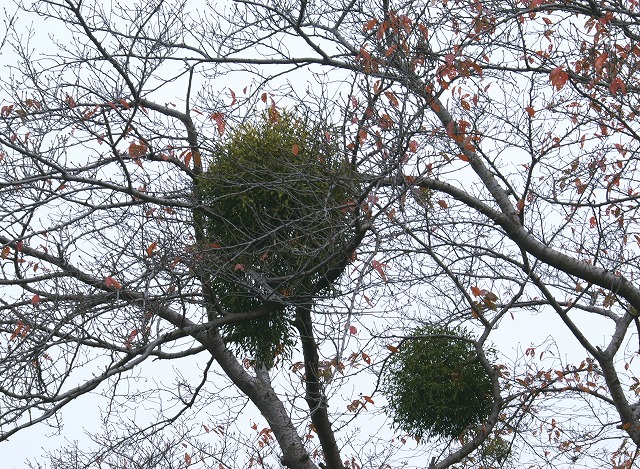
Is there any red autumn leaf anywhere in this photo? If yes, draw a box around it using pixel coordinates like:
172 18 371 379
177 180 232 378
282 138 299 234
409 140 418 152
229 88 237 105
437 199 448 209
359 47 371 63
362 353 371 364
363 395 375 404
16 240 24 252
184 151 192 168
105 276 122 290
125 329 138 349
31 294 41 305
358 128 368 143
1 246 10 259
525 106 536 117
209 112 226 136
610 76 627 95
378 113 393 130
234 263 245 271
10 321 29 341
118 99 131 109
386 344 398 353
614 143 627 156
384 90 399 108
594 52 608 72
363 18 378 32
146 242 158 257
589 216 597 228
458 153 470 162
65 94 76 108
371 259 387 282
517 198 525 211
549 66 569 91
349 325 358 335
261 92 268 103
128 139 148 158
292 143 299 156
385 44 397 57
184 453 192 466
471 285 482 297
1 105 13 117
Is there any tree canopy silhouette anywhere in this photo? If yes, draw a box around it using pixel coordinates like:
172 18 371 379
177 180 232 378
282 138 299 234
1 1 640 468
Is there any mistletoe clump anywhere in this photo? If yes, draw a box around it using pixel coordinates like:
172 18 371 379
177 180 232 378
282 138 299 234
197 110 354 365
382 325 494 439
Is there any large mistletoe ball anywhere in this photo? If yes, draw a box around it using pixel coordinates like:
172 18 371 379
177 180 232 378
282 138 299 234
382 325 494 439
197 110 353 365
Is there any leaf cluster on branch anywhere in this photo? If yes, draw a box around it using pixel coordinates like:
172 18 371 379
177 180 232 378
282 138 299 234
196 110 357 365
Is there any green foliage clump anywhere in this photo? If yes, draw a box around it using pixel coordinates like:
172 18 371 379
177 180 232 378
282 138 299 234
382 325 494 439
197 110 353 365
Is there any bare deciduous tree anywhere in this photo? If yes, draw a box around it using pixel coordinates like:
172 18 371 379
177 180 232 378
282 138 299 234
2 1 640 468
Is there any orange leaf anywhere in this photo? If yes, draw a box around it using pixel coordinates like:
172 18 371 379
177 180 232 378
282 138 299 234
437 199 448 209
1 246 10 259
146 242 158 257
292 143 299 156
363 18 378 32
384 91 399 108
549 66 569 91
125 329 138 349
363 395 375 404
128 139 148 158
209 112 226 136
371 259 387 282
105 276 122 290
261 92 268 103
386 344 398 353
10 321 28 341
471 285 482 297
610 76 627 95
409 140 418 153
184 453 192 466
594 52 608 72
363 294 373 306
524 106 536 117
31 294 41 305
